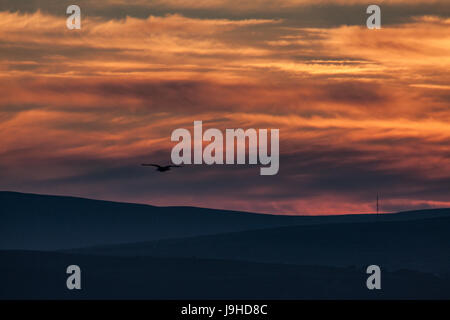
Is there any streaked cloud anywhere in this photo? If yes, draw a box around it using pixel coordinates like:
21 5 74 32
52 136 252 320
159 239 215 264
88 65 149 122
0 4 449 214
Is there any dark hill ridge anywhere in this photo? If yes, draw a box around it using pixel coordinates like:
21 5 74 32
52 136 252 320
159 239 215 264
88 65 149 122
1 250 449 299
1 191 449 251
70 215 450 273
2 191 450 299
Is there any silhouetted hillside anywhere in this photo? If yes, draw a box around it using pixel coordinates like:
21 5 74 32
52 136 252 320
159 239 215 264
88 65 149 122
71 214 450 273
2 192 450 299
0 191 314 250
2 191 449 250
1 250 449 299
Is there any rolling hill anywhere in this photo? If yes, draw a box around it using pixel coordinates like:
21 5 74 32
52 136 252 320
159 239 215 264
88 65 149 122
2 191 449 251
70 214 450 273
2 191 450 299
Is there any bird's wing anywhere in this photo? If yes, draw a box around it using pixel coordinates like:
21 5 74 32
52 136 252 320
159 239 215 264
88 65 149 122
141 164 161 168
168 165 182 168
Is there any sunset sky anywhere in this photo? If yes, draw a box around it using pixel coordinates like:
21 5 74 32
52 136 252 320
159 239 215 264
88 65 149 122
0 0 449 214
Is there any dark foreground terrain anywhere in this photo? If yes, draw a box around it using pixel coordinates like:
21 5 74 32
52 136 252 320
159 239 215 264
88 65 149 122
1 251 449 299
1 191 449 299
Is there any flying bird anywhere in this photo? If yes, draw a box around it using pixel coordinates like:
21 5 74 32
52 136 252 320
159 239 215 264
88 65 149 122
141 163 182 172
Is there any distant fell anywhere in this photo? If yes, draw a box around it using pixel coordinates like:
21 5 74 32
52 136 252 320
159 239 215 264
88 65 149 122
1 191 449 250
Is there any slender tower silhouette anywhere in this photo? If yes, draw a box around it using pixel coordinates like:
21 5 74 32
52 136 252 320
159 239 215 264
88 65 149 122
376 193 379 214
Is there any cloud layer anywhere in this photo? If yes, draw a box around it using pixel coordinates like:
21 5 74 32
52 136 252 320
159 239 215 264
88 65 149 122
0 3 449 214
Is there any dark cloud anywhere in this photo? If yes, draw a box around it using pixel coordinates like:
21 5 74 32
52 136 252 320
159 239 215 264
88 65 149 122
2 0 449 27
2 131 449 214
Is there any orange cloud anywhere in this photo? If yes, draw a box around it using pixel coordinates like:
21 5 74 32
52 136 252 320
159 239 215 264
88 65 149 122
0 9 449 214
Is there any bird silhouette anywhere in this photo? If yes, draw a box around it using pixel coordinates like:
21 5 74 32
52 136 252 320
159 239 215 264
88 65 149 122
141 163 182 172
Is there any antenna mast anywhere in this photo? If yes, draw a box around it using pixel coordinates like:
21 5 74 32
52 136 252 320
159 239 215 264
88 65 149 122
376 193 379 214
